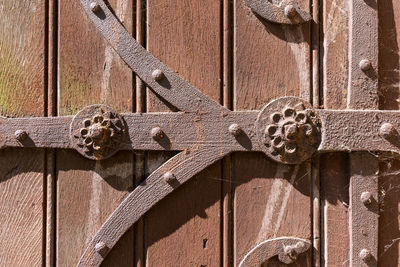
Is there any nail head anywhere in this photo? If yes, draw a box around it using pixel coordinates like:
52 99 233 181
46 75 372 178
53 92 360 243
95 242 109 257
359 249 371 261
152 69 164 81
359 59 372 72
360 191 372 205
284 5 297 18
15 130 27 142
151 127 164 140
163 171 175 183
90 2 101 13
379 123 395 139
229 123 242 136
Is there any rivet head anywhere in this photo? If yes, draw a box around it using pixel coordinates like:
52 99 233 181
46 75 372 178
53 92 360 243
359 249 372 261
152 69 164 81
359 59 372 72
163 171 175 183
15 130 28 142
90 2 101 13
360 191 372 205
95 241 109 257
229 123 242 136
151 127 164 140
284 5 297 18
379 123 396 139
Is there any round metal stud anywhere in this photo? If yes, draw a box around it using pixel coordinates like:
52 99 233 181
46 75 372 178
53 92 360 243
14 130 28 142
90 2 101 13
359 59 372 72
229 123 242 136
152 69 164 81
95 242 109 257
359 248 372 261
151 126 164 140
256 97 321 164
284 4 297 18
379 122 396 139
163 171 175 183
360 191 372 205
70 104 127 160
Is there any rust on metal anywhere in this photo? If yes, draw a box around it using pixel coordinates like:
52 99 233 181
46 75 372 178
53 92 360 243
256 97 321 164
70 104 127 160
0 0 386 264
239 237 311 266
245 0 312 24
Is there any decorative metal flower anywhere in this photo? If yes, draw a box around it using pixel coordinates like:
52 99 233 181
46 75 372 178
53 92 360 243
70 105 127 160
256 97 321 164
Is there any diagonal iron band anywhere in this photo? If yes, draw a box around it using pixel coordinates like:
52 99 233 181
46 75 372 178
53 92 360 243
80 0 227 114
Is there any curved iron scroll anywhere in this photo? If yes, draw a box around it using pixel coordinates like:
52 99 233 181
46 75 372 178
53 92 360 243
239 237 311 266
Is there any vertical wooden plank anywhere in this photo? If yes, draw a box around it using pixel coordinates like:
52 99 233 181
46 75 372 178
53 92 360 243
145 0 223 265
378 0 400 265
0 0 46 266
323 0 349 110
321 1 351 265
56 0 135 266
233 0 312 265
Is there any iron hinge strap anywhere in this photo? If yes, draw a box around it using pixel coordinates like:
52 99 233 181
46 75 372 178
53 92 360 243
2 97 400 164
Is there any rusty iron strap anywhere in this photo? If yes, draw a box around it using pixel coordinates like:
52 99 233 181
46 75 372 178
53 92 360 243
244 0 312 24
3 105 400 159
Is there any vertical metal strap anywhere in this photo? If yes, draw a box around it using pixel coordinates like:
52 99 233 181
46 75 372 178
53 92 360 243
347 0 379 266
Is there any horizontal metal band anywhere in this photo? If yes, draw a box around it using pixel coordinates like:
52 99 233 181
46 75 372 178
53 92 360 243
2 109 400 156
0 111 262 152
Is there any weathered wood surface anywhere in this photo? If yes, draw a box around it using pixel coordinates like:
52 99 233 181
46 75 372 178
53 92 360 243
0 0 45 266
378 0 400 265
56 0 134 266
321 0 350 265
144 0 223 265
233 0 312 265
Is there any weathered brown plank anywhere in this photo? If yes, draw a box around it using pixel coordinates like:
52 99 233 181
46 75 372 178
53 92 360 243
144 0 223 265
0 0 45 266
233 0 311 264
56 0 135 265
320 153 350 266
321 0 350 265
378 0 400 264
323 0 349 110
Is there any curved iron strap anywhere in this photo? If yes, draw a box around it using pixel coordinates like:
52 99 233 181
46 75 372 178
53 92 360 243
239 237 311 266
80 0 227 114
245 0 312 24
78 147 229 266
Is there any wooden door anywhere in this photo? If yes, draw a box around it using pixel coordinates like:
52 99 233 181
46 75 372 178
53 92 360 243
1 0 400 266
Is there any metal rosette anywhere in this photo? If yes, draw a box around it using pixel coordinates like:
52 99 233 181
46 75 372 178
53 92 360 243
256 97 321 164
70 104 128 160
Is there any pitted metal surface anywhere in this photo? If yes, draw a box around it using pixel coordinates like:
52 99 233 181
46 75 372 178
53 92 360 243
256 97 321 164
70 104 127 160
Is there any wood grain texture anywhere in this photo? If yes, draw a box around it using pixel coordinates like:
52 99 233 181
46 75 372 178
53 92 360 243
144 0 223 265
0 149 44 266
233 0 312 265
0 1 45 266
323 0 349 110
378 0 400 264
234 0 311 111
321 0 350 265
57 0 134 265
